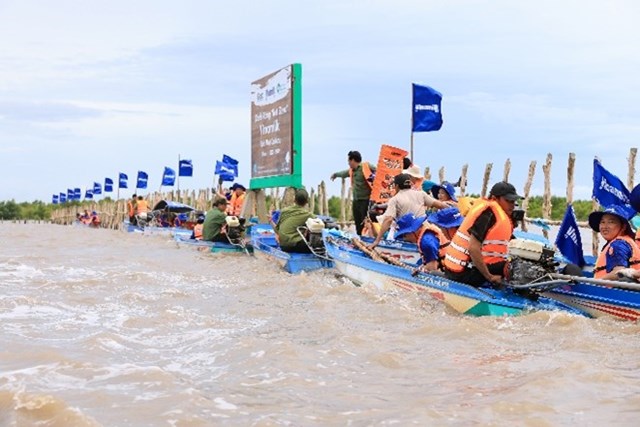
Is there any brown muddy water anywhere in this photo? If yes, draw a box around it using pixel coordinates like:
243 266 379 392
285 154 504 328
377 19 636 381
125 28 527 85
0 223 639 426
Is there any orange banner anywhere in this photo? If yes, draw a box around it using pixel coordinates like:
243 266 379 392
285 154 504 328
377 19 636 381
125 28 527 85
369 144 408 203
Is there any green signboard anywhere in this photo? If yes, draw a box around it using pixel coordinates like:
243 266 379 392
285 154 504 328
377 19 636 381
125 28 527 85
249 63 302 189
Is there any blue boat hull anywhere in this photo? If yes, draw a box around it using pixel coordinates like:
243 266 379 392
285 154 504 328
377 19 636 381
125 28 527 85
251 224 333 274
324 231 587 317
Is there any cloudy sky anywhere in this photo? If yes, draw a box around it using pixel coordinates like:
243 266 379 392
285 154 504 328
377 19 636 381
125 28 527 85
2 0 639 202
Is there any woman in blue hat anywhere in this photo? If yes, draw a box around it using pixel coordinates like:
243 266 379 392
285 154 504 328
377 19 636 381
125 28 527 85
588 205 640 280
395 207 464 272
431 182 458 203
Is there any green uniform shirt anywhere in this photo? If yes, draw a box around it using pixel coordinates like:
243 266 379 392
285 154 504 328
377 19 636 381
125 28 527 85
275 205 314 247
333 162 376 200
203 208 227 241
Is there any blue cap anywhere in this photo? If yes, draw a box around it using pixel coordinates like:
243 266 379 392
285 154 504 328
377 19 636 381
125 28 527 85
428 207 464 229
431 182 458 202
395 213 427 238
588 205 634 236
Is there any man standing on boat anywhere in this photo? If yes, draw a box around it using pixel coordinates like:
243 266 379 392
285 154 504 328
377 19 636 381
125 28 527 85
275 189 314 253
443 181 521 286
367 173 453 250
330 150 376 235
203 197 229 242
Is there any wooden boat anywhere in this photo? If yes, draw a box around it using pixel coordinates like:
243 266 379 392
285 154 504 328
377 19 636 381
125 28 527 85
323 230 587 317
250 224 333 274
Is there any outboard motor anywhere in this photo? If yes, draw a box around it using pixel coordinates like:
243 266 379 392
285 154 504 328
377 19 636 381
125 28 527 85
225 216 246 245
507 238 557 285
305 217 326 253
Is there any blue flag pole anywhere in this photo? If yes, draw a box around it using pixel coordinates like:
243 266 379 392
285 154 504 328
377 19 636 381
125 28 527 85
177 154 180 193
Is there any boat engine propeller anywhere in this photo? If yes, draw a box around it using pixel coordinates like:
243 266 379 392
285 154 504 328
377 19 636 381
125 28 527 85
225 216 246 245
507 239 558 286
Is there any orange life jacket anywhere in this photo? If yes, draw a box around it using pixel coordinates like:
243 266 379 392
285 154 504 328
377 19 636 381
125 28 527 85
594 234 640 279
136 200 149 214
193 224 204 240
416 222 450 269
228 192 245 216
443 199 512 273
348 162 374 189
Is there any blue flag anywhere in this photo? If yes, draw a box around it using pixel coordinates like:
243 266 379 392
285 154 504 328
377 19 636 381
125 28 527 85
136 171 148 189
93 182 102 195
52 194 59 204
592 159 635 217
215 161 236 182
555 204 585 267
67 189 74 201
179 159 193 177
161 167 176 186
85 189 93 199
74 188 82 200
119 173 128 189
222 154 239 167
104 178 113 192
412 84 443 132
59 193 66 203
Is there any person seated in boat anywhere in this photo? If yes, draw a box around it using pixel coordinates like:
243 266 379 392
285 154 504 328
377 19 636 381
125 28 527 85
367 173 455 250
443 181 522 287
191 215 205 240
80 209 91 224
275 189 315 253
135 195 150 221
431 181 458 204
403 164 424 191
587 205 640 281
395 208 465 272
128 194 137 225
361 204 387 238
203 197 229 242
90 211 101 227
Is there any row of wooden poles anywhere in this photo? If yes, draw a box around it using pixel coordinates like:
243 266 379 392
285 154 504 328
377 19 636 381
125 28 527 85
51 148 639 256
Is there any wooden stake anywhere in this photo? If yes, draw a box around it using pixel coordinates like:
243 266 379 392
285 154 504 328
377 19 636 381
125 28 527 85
481 163 493 198
520 160 537 232
503 158 511 182
542 153 553 240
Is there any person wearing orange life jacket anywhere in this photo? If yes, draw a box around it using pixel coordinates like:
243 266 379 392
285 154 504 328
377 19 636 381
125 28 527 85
135 195 149 221
127 194 137 225
90 211 101 227
331 150 376 235
394 207 464 272
191 215 205 240
227 183 246 216
587 205 640 280
443 181 521 286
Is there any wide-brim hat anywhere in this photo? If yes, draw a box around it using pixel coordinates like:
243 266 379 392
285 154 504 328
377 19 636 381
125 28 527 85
395 213 427 237
431 182 458 202
403 165 423 179
588 205 634 237
428 207 464 229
